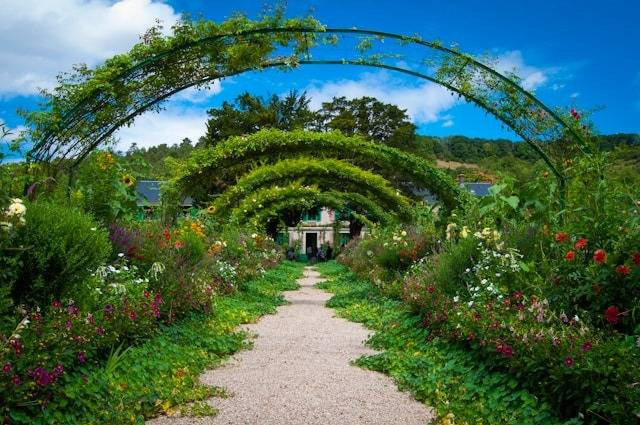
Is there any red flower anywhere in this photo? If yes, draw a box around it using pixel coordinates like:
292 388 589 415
174 240 184 249
427 285 435 294
632 252 640 266
564 356 574 367
512 291 523 300
565 251 576 262
2 363 11 374
616 265 630 275
581 341 593 352
11 375 21 386
554 232 569 243
574 238 588 250
52 300 61 309
570 108 581 120
593 249 607 264
604 306 620 324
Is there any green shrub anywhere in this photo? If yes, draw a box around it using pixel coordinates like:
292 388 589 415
11 202 111 307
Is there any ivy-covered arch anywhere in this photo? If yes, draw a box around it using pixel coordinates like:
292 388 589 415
209 157 412 217
178 129 466 209
228 183 395 226
23 12 590 202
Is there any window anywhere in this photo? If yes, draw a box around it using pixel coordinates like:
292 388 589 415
303 207 321 221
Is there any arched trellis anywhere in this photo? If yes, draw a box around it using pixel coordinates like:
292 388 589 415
23 16 589 204
178 129 466 210
228 184 395 226
209 157 413 218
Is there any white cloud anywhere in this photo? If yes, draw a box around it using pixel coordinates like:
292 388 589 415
493 50 550 91
113 106 208 150
304 72 458 125
442 119 454 128
172 81 223 103
570 92 580 99
551 83 565 91
0 0 180 97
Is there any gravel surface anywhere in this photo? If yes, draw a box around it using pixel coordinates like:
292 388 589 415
147 267 434 425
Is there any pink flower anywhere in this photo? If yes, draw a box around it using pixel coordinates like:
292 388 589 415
581 341 593 352
52 300 62 309
76 352 86 364
129 311 137 321
565 356 574 367
11 375 21 386
96 326 105 335
2 363 11 374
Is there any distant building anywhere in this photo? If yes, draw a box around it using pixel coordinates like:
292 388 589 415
135 180 194 219
281 207 352 258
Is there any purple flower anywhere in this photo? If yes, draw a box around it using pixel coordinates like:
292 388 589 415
2 363 11 374
86 313 95 325
104 304 114 314
29 367 52 387
128 311 137 321
65 320 73 330
96 326 105 335
67 305 79 315
52 300 62 309
76 352 86 364
11 375 21 386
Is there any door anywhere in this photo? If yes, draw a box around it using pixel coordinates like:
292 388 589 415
305 232 318 257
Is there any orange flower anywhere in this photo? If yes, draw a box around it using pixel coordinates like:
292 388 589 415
174 240 184 249
554 232 569 243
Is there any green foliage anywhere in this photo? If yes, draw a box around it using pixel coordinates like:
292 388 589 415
315 262 575 425
3 261 303 424
177 129 466 210
213 157 413 222
203 91 317 146
11 202 111 307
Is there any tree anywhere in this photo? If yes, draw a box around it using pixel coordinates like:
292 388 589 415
315 96 417 149
202 91 317 146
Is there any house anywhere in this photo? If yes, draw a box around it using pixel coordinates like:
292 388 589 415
135 180 194 219
281 207 352 258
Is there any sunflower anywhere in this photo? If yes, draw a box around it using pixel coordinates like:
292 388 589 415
206 205 216 214
122 174 136 187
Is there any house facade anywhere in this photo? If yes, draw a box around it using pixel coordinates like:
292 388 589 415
283 207 352 255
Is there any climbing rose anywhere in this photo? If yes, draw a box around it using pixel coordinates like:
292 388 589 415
565 356 574 367
574 238 588 250
565 251 575 262
604 306 620 324
616 265 630 275
554 232 569 243
593 249 607 264
632 252 640 266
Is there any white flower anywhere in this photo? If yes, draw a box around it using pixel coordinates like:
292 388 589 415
401 230 407 237
6 200 26 217
117 253 125 258
467 301 474 307
453 296 459 302
90 227 97 231
251 233 257 238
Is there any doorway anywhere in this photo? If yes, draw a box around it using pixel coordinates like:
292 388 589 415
305 232 317 257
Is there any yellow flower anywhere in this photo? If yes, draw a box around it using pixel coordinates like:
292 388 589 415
460 226 469 239
122 174 136 187
206 205 215 214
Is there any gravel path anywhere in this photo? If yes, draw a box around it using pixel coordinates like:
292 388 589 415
148 266 433 425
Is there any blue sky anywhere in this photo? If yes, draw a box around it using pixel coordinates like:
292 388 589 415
1 0 638 153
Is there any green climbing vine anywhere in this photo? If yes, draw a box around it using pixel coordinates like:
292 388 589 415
209 157 412 217
177 129 466 210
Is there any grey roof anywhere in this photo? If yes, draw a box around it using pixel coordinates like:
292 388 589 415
136 180 193 207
